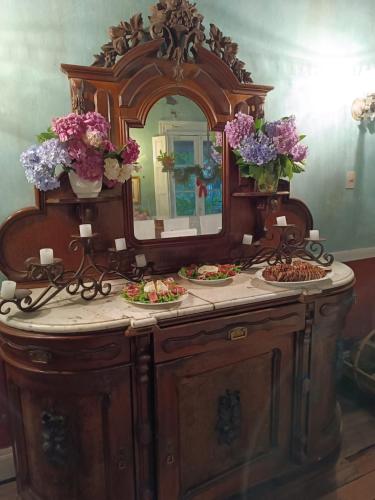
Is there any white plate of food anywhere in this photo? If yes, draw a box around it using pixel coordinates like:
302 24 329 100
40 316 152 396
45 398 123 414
255 261 334 288
121 278 188 307
178 264 240 286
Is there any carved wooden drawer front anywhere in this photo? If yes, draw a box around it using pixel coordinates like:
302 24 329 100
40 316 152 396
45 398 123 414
0 329 131 371
154 303 305 362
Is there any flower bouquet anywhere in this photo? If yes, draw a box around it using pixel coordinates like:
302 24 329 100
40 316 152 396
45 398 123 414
157 151 175 172
20 112 140 198
224 113 308 192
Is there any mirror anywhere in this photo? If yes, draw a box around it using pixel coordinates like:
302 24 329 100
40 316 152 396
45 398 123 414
130 96 223 240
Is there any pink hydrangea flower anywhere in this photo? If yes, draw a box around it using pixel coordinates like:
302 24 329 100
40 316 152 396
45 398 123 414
215 132 223 147
52 113 85 142
73 149 104 181
67 139 88 161
121 138 140 165
224 112 254 149
291 143 308 163
83 112 110 137
102 140 116 152
266 116 299 155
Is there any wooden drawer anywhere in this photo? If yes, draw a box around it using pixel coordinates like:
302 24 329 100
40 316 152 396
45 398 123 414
0 328 131 372
154 303 305 362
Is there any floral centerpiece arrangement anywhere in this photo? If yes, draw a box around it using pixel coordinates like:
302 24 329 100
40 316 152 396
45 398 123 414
20 112 140 198
224 112 308 192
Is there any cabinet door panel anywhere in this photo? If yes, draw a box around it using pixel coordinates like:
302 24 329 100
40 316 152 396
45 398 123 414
156 330 294 499
7 366 135 500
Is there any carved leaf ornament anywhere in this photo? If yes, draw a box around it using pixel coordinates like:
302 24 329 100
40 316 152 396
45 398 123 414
92 0 253 83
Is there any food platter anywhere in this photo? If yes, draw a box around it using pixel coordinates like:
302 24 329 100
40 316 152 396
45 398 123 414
121 278 188 307
123 294 188 307
178 264 240 286
178 273 233 286
255 268 334 288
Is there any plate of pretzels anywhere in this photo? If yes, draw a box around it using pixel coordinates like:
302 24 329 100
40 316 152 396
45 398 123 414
256 260 333 287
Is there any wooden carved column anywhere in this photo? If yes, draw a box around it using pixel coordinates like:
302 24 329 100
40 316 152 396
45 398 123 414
128 329 155 500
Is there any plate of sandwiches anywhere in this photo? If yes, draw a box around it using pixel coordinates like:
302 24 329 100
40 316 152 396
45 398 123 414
255 260 334 288
178 264 240 285
121 278 188 307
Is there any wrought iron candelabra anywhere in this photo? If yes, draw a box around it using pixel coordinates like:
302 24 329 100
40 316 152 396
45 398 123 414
238 224 334 271
0 234 152 315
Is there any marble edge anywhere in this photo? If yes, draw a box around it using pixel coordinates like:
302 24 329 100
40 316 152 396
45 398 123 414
2 315 132 334
0 263 355 334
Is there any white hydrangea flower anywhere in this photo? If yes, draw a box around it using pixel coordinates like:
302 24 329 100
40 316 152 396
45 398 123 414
84 129 104 148
104 158 121 180
105 158 135 183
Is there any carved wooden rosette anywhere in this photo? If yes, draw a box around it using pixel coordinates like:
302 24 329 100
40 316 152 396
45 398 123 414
91 0 252 84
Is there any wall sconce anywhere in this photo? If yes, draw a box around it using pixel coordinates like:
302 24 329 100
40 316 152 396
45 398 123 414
352 94 375 122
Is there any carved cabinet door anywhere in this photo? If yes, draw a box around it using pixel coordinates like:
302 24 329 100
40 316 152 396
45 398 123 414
6 364 135 500
155 325 297 500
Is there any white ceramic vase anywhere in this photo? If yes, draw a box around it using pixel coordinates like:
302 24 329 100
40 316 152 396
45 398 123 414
68 171 102 199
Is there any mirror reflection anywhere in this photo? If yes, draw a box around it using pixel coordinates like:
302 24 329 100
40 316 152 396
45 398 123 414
130 95 222 240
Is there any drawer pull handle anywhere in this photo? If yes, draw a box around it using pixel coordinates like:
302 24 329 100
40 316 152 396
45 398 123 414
228 327 248 341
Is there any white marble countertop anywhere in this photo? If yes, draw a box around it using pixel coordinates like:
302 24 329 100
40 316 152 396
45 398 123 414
0 262 354 334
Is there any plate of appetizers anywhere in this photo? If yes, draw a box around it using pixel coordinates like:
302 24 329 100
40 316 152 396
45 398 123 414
255 260 333 288
121 278 188 307
178 264 240 285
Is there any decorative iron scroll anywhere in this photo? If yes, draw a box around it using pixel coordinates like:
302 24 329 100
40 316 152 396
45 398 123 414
239 224 334 271
0 234 151 315
215 389 241 446
41 411 71 467
92 0 253 83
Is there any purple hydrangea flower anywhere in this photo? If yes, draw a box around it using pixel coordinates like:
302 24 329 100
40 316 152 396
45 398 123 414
38 139 72 167
290 143 308 162
239 133 277 166
224 112 254 149
266 116 299 155
20 139 71 191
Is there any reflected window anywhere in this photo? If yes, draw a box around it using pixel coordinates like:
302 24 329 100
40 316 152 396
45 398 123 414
130 95 223 240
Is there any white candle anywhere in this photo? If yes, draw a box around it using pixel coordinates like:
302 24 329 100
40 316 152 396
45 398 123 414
40 248 54 265
135 254 147 268
1 280 16 300
309 230 320 240
276 216 287 226
115 238 127 251
242 234 253 246
79 224 92 238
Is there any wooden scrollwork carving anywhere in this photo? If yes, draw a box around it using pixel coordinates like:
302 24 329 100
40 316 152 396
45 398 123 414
215 389 241 446
91 0 252 84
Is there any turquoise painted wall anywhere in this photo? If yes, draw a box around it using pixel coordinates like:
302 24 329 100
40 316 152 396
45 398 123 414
1 0 375 255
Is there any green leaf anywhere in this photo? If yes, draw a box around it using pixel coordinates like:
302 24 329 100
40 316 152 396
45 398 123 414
255 118 264 131
37 127 58 143
283 158 294 180
298 134 306 141
292 162 305 174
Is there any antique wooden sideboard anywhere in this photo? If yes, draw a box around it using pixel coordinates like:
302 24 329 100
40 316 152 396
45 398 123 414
0 1 355 499
0 267 354 500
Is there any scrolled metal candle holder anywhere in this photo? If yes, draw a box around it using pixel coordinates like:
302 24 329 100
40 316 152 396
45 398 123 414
239 224 334 271
0 233 150 315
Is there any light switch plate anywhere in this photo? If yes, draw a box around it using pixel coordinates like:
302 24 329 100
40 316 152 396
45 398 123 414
346 170 356 189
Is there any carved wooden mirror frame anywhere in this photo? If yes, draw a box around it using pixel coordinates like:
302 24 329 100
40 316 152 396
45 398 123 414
0 0 312 280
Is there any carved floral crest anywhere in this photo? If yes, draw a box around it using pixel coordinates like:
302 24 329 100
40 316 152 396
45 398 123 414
92 0 253 83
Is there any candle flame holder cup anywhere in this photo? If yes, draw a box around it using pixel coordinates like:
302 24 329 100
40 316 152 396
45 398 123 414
0 233 150 315
238 224 334 271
